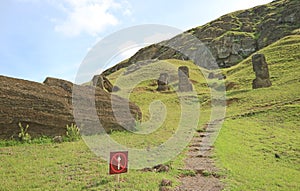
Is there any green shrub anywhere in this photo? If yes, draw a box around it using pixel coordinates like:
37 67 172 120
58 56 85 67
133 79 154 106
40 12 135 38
195 127 206 133
0 136 53 147
202 170 212 177
180 169 196 177
65 123 81 142
18 122 31 143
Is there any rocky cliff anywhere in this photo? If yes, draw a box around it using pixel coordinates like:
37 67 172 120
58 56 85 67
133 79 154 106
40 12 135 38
103 0 300 75
0 76 141 139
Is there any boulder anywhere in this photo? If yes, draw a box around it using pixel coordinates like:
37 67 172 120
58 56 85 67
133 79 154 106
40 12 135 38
208 72 215 79
160 179 172 186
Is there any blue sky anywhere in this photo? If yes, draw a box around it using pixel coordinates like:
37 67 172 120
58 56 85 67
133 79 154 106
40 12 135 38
0 0 272 82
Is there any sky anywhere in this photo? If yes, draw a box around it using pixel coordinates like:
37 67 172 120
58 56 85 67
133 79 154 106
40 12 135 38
0 0 272 83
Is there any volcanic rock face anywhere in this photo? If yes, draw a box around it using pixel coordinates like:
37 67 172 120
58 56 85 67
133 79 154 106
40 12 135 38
0 76 74 139
0 75 141 139
252 54 272 89
102 0 300 75
44 77 73 94
72 84 141 135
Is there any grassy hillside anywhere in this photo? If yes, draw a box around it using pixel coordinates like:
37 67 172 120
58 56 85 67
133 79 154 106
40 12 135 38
0 35 299 190
0 60 211 190
103 0 300 75
215 35 300 190
0 140 188 190
107 34 300 190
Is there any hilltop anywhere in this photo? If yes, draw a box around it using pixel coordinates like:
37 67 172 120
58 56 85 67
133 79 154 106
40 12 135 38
103 0 300 75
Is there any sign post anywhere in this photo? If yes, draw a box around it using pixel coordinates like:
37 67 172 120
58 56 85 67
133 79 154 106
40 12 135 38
109 151 128 183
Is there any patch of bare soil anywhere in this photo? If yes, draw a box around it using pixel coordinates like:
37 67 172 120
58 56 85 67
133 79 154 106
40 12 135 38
173 128 224 191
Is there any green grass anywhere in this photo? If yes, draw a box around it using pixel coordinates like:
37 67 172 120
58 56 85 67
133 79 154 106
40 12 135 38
0 60 210 190
214 31 255 41
215 112 299 190
0 35 299 190
0 140 186 190
106 59 212 169
215 35 300 190
0 136 53 147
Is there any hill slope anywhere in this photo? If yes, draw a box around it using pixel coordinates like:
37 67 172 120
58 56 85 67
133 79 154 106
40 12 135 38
0 37 298 191
0 2 299 191
213 35 300 190
106 35 300 190
103 0 300 75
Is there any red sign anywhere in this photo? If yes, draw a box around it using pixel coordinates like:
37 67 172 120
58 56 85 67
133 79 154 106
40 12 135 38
109 151 128 174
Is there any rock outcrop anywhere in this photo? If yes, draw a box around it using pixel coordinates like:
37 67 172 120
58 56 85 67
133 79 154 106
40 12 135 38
44 77 73 94
72 84 141 135
102 0 300 75
0 75 141 139
252 54 272 89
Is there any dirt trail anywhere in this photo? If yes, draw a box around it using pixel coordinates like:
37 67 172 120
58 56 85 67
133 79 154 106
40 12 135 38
174 125 224 191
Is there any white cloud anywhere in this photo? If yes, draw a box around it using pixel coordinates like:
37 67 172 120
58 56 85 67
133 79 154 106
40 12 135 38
53 0 131 37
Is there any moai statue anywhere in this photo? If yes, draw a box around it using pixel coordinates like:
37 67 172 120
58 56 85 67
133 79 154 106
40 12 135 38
157 73 170 91
252 54 272 89
102 75 114 92
92 75 104 89
92 75 116 92
178 66 193 92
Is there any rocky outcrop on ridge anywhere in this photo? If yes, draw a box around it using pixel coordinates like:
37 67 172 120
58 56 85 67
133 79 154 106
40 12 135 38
103 0 300 75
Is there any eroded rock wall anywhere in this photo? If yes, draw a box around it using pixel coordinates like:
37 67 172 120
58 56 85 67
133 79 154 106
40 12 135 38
0 75 141 139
